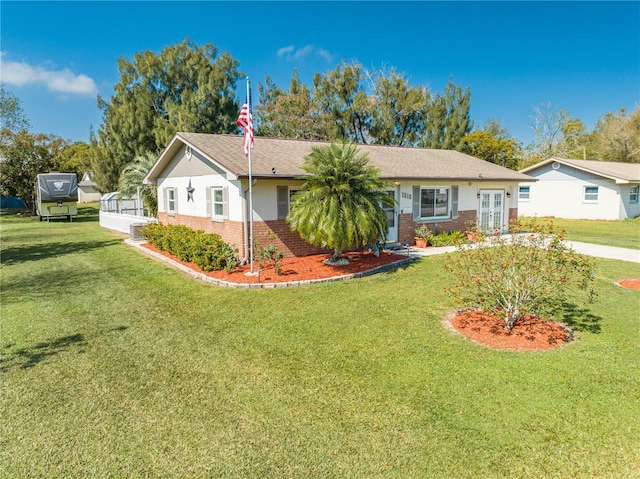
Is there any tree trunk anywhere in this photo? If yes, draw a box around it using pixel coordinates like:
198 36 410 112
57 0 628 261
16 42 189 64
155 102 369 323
330 249 343 263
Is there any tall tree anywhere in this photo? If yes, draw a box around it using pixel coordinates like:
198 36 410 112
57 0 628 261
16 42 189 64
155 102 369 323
526 103 586 163
366 67 431 147
591 107 640 163
255 71 331 140
0 86 30 146
312 61 371 143
420 80 472 150
90 37 242 193
460 130 521 169
0 131 66 212
287 142 395 263
58 142 92 180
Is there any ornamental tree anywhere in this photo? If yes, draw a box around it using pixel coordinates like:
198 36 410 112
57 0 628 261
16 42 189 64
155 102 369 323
287 142 395 264
444 219 597 330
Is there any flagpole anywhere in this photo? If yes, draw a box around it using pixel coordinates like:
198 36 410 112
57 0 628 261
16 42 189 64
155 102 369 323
246 76 255 274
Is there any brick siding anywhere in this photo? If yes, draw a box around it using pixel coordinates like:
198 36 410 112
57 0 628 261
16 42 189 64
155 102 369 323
157 208 514 256
398 210 477 246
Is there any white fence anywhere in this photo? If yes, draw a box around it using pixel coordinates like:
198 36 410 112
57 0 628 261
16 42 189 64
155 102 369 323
99 211 157 235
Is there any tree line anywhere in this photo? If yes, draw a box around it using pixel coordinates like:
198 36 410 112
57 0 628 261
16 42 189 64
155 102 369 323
1 37 638 212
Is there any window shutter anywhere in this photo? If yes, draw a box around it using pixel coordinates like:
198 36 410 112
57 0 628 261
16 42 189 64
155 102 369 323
163 188 168 213
222 186 229 219
277 186 289 220
206 187 212 219
451 185 459 219
412 186 420 221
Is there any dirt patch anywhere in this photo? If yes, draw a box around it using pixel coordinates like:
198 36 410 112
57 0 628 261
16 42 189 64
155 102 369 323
617 279 640 291
446 310 572 351
140 243 410 284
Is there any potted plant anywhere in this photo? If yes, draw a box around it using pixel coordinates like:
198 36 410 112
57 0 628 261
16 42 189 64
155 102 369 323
414 224 433 248
465 220 482 242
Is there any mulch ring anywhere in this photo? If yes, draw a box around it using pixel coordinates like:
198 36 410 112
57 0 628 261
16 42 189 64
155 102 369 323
445 309 573 352
616 279 640 291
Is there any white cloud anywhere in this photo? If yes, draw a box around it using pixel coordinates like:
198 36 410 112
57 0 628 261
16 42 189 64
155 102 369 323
0 54 98 96
277 45 295 57
276 44 334 63
292 44 314 60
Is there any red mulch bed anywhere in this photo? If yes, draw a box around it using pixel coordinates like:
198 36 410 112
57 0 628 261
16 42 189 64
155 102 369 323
618 279 640 291
447 310 571 351
140 243 409 284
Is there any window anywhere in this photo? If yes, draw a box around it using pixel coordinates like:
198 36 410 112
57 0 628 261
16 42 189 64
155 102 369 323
277 186 300 220
206 186 228 221
518 186 530 201
584 186 599 202
630 186 639 203
165 188 176 215
413 186 450 221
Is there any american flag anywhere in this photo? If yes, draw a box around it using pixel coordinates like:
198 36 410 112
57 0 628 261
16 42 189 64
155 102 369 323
237 92 254 157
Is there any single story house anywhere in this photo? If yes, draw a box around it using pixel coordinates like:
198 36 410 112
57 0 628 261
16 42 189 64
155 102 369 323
144 133 535 258
78 172 102 203
518 157 640 220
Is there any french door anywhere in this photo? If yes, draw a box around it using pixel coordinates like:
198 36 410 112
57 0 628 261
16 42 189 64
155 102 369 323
478 190 505 233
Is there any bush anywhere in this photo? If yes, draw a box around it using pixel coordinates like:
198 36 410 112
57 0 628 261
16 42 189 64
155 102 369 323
430 230 465 247
142 223 238 273
444 218 597 330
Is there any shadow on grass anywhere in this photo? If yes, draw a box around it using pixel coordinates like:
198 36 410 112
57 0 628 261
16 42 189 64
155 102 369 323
553 300 603 334
1 326 129 372
1 239 121 265
1 333 85 371
1 266 105 304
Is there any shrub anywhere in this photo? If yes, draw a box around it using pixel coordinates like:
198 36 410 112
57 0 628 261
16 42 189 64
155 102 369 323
430 230 465 247
255 231 284 275
142 223 238 273
444 218 597 330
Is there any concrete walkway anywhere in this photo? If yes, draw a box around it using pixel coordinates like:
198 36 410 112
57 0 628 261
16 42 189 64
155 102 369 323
405 240 640 264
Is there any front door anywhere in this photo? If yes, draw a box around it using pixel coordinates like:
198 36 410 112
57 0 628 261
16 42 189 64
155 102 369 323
478 190 505 233
383 189 398 243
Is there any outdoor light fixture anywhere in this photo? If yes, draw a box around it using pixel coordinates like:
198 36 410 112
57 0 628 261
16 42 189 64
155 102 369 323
506 191 511 197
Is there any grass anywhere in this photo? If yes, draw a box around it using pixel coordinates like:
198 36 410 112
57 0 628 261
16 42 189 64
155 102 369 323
2 206 640 478
519 216 640 250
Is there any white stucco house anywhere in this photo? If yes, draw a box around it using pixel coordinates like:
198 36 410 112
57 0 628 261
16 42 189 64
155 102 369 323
143 133 534 258
518 157 640 220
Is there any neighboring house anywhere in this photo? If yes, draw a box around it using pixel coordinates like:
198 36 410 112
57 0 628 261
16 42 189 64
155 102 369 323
518 157 640 220
78 172 102 203
144 133 534 258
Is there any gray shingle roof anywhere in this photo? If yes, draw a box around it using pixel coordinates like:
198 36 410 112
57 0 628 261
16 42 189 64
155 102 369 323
147 132 534 182
521 157 640 183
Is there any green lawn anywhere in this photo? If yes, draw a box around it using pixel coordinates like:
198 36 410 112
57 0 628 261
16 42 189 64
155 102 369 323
519 216 640 250
2 207 640 478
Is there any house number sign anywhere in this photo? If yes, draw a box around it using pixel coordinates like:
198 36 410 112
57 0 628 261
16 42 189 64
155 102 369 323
401 192 412 200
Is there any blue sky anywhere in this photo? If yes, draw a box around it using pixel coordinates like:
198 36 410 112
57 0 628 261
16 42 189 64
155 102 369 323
1 1 638 147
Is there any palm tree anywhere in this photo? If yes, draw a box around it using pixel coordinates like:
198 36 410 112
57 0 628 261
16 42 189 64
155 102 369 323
288 142 395 264
117 152 158 217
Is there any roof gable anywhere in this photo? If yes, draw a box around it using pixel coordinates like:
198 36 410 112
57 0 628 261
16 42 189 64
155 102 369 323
520 157 640 183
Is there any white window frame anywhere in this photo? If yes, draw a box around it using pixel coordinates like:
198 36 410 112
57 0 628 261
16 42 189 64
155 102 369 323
583 186 599 203
208 186 228 222
414 186 451 221
166 187 177 215
518 186 530 201
630 186 639 203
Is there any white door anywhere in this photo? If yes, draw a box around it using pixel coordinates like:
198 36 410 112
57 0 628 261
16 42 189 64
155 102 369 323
478 190 505 233
383 189 398 243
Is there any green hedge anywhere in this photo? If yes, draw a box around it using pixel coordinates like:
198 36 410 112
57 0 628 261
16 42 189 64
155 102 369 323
141 223 239 273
